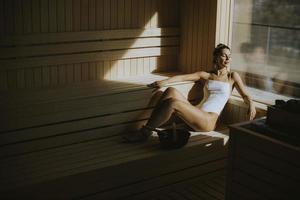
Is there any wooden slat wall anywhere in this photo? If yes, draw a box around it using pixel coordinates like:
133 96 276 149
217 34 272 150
179 0 218 73
179 0 234 73
0 0 180 89
0 0 181 38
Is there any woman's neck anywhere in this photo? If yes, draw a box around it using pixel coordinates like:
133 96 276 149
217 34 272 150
216 67 228 76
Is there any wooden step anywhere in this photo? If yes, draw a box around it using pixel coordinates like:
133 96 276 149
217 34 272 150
1 131 228 199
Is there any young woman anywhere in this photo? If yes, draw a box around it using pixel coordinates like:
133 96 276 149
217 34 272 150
124 43 256 142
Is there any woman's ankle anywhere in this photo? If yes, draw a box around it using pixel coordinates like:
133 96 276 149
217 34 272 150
141 125 153 138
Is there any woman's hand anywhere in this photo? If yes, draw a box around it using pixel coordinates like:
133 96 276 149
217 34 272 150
147 80 166 88
248 104 256 120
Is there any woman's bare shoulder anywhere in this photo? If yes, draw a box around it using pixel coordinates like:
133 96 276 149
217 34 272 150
196 71 211 79
231 71 241 81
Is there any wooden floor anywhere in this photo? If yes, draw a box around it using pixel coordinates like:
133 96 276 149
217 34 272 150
122 173 226 200
156 176 225 200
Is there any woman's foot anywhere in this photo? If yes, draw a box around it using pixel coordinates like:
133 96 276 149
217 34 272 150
122 126 153 142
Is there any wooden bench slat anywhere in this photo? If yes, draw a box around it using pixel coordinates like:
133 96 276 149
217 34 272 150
0 28 180 46
1 136 226 192
83 161 226 200
186 186 215 200
0 73 175 107
187 185 219 200
0 72 180 103
0 115 150 158
0 37 179 59
131 173 226 200
193 182 224 200
1 104 152 133
205 178 226 195
4 167 225 200
0 73 183 109
2 82 195 115
1 132 152 165
2 131 226 168
1 133 219 169
211 177 226 191
4 101 147 126
1 91 153 132
1 137 160 189
1 81 145 108
0 46 179 70
2 89 152 119
177 189 202 200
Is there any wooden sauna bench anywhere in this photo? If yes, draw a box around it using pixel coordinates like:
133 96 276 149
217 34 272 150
0 73 229 199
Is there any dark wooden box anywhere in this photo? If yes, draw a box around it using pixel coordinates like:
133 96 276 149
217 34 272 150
266 105 300 130
227 120 300 200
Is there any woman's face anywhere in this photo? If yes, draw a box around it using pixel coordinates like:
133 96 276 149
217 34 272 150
217 48 231 69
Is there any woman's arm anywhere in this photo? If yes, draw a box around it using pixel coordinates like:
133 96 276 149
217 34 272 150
232 72 256 120
149 71 209 88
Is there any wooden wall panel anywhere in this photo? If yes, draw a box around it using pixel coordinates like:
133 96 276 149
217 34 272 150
23 0 32 34
57 0 66 32
32 0 41 33
49 0 57 32
40 0 49 33
124 0 131 28
89 0 96 30
95 0 104 29
73 0 81 31
14 0 23 34
215 0 233 46
179 0 231 73
0 1 4 37
82 0 92 30
179 0 218 73
65 0 73 31
4 0 14 35
0 0 180 89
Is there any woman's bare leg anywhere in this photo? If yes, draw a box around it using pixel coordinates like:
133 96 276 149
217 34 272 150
126 87 183 130
157 87 189 105
123 87 190 142
145 86 218 131
144 87 189 127
123 87 215 142
146 98 218 132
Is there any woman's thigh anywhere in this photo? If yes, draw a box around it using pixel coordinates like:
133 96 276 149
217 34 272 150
161 87 189 103
173 100 218 131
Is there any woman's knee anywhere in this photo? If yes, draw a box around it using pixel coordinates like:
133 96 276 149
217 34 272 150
162 97 180 108
163 87 187 102
164 87 178 97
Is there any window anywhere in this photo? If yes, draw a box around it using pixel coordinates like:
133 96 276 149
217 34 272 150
231 0 300 98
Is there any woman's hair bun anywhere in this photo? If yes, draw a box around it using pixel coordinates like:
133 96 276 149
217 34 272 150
216 43 229 49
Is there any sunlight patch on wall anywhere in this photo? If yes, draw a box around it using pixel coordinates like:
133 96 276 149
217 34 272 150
104 12 160 80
